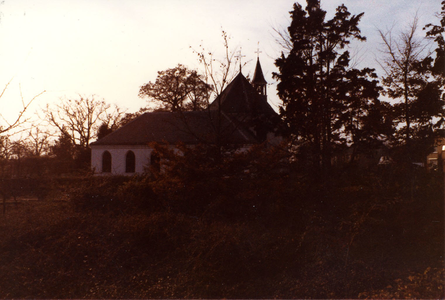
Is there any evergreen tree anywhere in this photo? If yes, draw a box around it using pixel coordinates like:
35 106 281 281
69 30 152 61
50 128 75 173
425 1 445 79
274 0 383 173
51 128 74 161
424 1 445 147
97 123 114 140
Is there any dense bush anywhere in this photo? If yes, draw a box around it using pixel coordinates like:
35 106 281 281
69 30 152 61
69 176 130 211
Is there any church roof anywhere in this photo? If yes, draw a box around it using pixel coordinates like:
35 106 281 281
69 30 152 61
209 72 275 115
91 111 259 146
251 58 267 85
92 62 277 148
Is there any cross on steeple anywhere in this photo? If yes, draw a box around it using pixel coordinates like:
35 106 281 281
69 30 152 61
235 47 246 72
252 47 267 97
254 42 262 58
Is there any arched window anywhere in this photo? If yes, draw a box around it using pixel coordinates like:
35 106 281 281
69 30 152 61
126 151 136 173
102 151 112 173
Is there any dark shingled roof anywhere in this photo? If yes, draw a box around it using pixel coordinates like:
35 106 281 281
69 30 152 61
209 72 275 115
92 68 278 147
91 111 259 146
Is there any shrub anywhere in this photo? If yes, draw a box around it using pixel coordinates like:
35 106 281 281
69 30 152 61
116 176 161 211
70 176 129 211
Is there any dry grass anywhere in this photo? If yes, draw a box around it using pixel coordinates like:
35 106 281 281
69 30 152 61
0 168 442 298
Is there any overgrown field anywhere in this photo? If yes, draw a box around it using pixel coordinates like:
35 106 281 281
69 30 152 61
0 166 443 298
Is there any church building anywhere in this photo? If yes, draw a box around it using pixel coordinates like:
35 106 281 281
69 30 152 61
90 58 279 175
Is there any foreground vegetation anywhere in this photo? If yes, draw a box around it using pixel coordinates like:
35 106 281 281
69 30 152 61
0 148 443 298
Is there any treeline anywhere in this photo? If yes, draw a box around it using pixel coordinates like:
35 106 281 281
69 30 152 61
1 1 445 178
273 0 445 176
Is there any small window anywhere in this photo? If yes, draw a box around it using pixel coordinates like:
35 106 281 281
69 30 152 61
126 151 136 173
102 151 112 173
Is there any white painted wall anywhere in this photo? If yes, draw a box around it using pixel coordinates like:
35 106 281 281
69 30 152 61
91 143 259 176
91 145 153 175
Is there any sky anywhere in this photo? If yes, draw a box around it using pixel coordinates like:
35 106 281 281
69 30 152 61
0 0 442 129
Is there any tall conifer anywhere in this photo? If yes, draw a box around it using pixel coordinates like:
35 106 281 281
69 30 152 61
274 0 384 174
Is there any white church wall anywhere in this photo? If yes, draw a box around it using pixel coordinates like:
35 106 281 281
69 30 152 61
91 143 261 176
91 145 153 175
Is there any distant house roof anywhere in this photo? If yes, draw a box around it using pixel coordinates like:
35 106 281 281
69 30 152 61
91 111 259 147
209 72 276 115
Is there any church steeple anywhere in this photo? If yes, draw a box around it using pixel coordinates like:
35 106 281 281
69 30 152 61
251 57 267 96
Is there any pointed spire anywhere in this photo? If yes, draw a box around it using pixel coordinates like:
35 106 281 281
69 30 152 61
252 58 267 85
252 57 267 96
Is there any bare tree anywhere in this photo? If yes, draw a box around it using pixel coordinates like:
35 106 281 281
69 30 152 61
0 80 45 200
191 30 243 99
26 127 51 157
378 16 442 161
0 79 45 135
189 30 247 159
272 24 293 55
43 95 125 149
378 18 430 139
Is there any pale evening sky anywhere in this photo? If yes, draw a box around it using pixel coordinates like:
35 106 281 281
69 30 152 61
0 0 441 129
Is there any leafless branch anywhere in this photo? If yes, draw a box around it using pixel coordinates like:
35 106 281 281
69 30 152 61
0 82 45 135
43 95 124 148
